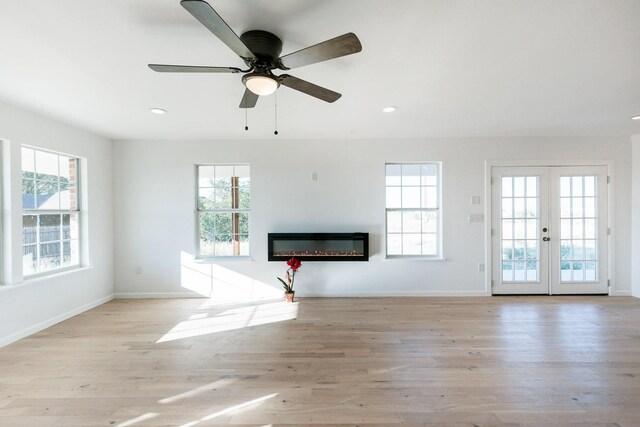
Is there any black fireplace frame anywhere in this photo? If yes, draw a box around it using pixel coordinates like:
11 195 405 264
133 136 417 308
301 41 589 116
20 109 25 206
268 233 369 261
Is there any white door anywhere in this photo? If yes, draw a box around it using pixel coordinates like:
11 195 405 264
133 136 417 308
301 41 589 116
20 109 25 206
492 166 608 295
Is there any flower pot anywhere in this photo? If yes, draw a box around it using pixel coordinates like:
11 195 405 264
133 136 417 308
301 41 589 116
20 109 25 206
284 292 295 303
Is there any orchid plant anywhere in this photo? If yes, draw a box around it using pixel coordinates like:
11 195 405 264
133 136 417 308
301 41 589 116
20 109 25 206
277 257 302 294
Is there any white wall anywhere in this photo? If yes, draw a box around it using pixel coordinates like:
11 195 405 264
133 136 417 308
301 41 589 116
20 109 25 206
632 134 640 298
114 137 631 298
0 100 114 347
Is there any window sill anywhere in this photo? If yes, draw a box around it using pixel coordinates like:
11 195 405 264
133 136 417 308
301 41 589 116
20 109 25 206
22 265 93 283
384 256 446 261
195 256 253 263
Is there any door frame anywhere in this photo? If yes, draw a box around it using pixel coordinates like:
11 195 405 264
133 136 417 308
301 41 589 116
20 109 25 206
484 160 614 296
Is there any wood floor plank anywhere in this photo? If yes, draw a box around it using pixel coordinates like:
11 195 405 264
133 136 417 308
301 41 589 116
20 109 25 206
1 296 640 425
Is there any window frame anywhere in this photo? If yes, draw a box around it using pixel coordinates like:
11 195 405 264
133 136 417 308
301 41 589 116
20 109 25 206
196 164 250 259
385 162 443 259
21 146 82 277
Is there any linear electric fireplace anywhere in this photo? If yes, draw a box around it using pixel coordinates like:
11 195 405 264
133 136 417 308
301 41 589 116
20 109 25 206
268 233 369 261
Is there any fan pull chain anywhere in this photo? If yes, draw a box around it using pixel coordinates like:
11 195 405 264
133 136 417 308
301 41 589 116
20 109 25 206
244 104 248 131
274 91 278 136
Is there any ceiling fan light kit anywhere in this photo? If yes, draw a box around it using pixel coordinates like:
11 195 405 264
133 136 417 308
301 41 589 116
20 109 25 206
242 72 280 96
149 0 362 132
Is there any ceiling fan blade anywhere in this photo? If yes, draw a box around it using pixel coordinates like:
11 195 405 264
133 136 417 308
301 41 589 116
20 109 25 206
280 75 341 103
148 64 242 73
180 0 256 60
239 88 259 108
279 33 362 70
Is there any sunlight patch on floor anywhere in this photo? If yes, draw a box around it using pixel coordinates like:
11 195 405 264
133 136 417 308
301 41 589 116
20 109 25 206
157 300 298 343
178 394 278 427
117 412 158 427
158 378 237 404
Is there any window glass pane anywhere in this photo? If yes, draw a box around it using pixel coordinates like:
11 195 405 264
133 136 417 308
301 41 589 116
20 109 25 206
40 214 61 242
214 165 233 187
421 164 437 186
59 156 72 180
35 150 59 178
501 177 512 197
199 166 215 187
22 147 35 174
239 234 250 256
214 186 232 209
502 219 513 240
422 212 437 233
526 177 537 197
36 180 60 209
239 186 250 209
387 234 402 255
560 198 571 218
214 213 232 237
237 212 249 235
60 159 77 210
23 215 37 245
584 198 595 218
39 243 61 269
584 176 595 197
421 187 438 209
387 211 401 233
501 198 513 218
402 211 421 233
421 234 437 255
23 179 36 209
386 187 401 208
215 235 233 256
572 177 583 197
402 234 421 255
198 187 215 210
23 245 37 276
199 212 215 256
401 187 420 208
513 198 525 218
560 177 571 197
513 177 525 197
62 240 79 267
385 164 401 186
401 164 420 186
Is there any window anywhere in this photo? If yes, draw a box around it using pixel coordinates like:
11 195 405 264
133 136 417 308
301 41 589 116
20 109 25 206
22 147 80 275
385 163 441 257
197 165 250 257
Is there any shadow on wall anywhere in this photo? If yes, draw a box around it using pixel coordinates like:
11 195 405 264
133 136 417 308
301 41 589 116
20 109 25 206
180 251 282 302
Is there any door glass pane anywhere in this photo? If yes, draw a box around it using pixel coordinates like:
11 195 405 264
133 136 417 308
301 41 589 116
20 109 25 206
501 176 539 283
558 175 598 283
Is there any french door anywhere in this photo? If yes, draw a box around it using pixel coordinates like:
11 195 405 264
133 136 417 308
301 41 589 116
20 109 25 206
491 166 608 295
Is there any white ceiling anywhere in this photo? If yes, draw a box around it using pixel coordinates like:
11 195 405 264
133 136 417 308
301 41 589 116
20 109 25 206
0 0 639 140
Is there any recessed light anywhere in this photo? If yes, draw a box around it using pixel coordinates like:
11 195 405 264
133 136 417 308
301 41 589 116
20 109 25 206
150 108 167 115
382 106 397 113
632 115 640 121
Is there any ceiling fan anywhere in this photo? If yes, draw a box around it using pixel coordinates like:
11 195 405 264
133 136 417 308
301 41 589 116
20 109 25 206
149 0 363 108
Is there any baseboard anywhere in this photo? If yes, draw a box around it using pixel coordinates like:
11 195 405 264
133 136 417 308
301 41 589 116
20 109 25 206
611 290 632 296
114 292 207 299
299 291 491 297
0 294 114 348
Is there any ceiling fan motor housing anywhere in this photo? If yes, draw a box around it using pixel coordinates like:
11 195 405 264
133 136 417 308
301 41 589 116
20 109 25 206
240 30 283 68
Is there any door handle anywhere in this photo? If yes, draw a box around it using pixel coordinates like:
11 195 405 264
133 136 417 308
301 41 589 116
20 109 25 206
542 237 550 242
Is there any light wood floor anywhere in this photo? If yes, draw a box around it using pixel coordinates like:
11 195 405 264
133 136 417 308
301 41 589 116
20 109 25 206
2 296 640 426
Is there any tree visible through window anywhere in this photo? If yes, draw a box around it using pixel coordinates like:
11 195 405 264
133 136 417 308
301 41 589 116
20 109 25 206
385 163 441 257
197 165 250 256
22 147 80 275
